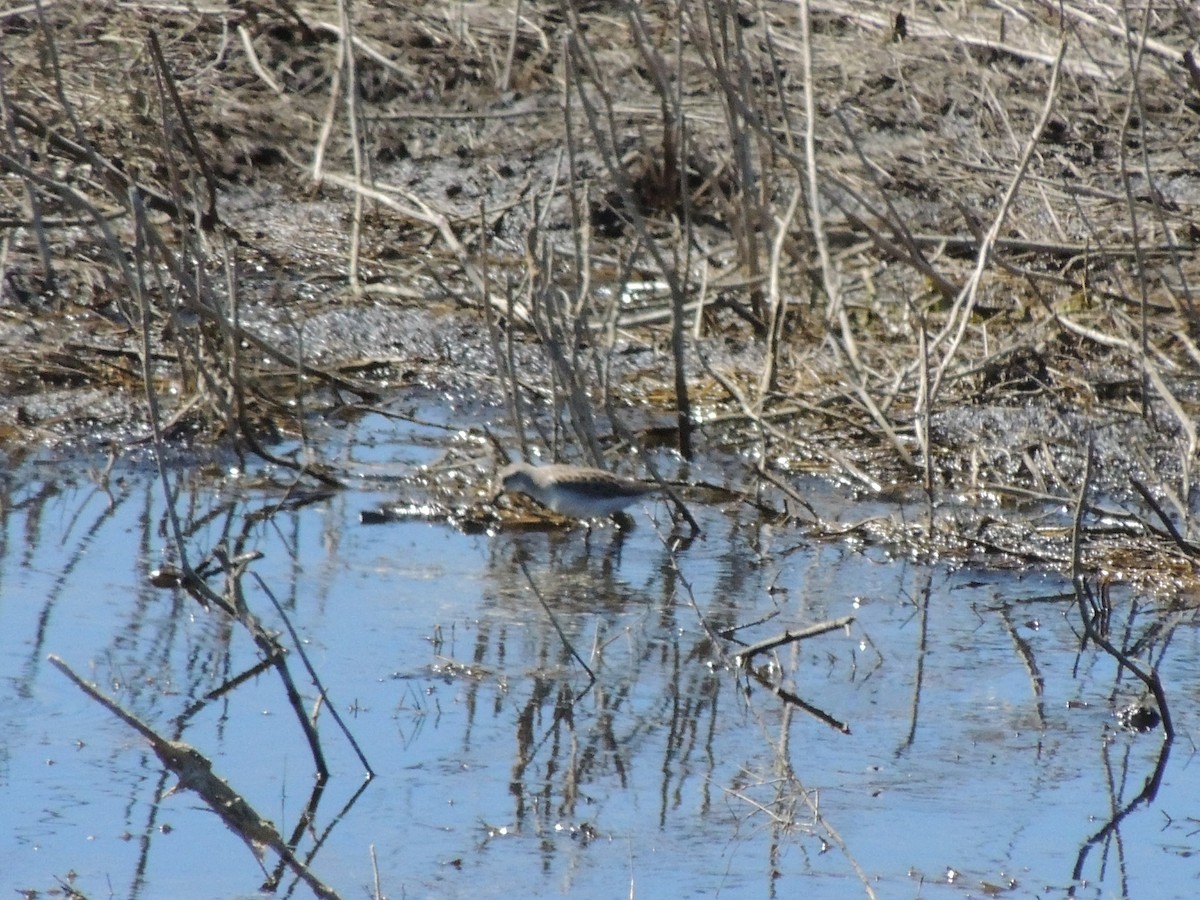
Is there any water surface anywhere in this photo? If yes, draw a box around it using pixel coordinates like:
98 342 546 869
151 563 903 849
0 420 1193 899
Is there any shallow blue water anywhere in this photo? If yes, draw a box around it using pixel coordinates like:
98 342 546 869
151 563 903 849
0 421 1194 899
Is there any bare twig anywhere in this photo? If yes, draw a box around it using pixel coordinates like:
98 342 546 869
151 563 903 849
735 615 855 665
926 39 1068 402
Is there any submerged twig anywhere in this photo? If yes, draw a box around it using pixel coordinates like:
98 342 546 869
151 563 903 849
48 654 340 900
742 665 851 735
1071 445 1173 740
255 571 376 779
516 556 596 696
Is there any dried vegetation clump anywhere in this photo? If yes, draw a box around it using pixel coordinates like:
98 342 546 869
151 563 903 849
2 1 1200 578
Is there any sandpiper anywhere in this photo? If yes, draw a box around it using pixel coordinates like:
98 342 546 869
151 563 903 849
495 462 659 519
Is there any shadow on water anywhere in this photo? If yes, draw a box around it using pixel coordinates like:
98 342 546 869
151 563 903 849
0 447 1194 899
